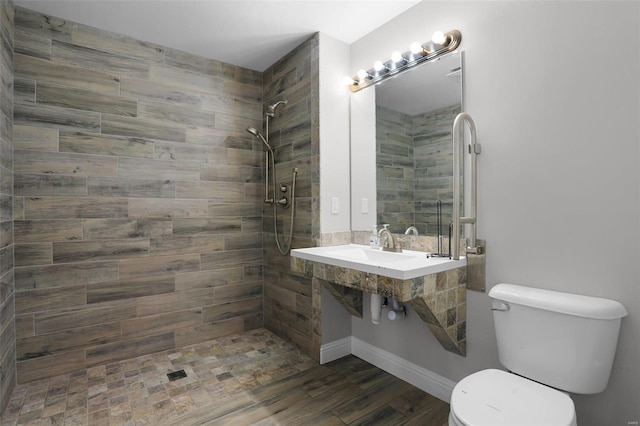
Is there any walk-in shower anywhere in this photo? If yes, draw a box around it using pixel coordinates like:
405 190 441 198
246 100 298 255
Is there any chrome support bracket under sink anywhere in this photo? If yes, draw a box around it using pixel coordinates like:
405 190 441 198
466 239 486 292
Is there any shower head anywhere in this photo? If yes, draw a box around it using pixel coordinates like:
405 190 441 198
268 100 288 113
245 127 273 152
266 100 289 118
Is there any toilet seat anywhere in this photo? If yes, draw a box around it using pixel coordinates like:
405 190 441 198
449 369 577 426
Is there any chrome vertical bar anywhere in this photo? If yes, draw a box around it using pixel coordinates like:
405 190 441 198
452 112 478 260
264 149 271 204
264 111 273 204
452 117 461 260
265 110 269 204
467 115 478 251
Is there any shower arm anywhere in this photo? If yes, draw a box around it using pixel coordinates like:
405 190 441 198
452 112 480 260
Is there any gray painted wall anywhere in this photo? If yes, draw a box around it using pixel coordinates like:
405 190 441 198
321 287 351 344
349 2 639 425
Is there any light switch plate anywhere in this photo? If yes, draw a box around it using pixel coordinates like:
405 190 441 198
331 197 339 214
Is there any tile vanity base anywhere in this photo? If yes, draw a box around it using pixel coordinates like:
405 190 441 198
292 257 467 356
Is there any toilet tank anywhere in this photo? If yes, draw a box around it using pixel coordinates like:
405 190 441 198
489 283 627 394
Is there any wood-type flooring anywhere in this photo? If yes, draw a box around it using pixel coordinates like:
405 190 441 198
165 354 450 425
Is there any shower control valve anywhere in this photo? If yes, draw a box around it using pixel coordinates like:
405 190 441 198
277 197 288 206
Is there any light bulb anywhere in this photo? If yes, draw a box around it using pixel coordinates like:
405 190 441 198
391 51 404 63
357 69 369 80
432 31 447 45
343 76 355 86
410 42 423 55
373 61 385 72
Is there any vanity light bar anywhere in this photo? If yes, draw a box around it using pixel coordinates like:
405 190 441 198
347 29 462 93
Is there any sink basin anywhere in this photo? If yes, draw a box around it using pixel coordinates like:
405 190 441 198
291 244 466 280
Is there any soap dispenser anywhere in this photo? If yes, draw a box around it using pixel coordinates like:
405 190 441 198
369 225 379 248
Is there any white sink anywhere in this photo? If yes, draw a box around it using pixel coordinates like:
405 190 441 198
291 244 466 280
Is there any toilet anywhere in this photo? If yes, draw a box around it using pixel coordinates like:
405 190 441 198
448 283 628 426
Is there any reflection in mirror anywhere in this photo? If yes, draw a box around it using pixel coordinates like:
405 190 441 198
374 53 463 236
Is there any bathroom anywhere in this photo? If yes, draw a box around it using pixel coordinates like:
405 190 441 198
0 1 638 425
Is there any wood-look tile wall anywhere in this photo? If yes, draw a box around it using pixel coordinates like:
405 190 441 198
376 105 415 234
262 34 321 360
376 104 461 237
414 104 461 236
0 0 14 414
13 7 265 383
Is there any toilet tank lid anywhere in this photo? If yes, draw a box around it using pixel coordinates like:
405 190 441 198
489 284 628 320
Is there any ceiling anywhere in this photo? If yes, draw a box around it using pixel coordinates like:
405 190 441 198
14 0 421 71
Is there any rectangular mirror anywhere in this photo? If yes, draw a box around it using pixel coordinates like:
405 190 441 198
351 52 464 237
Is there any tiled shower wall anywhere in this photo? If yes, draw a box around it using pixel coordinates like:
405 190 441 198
262 35 321 360
12 7 265 383
413 104 461 237
376 105 414 234
376 104 460 237
0 0 14 413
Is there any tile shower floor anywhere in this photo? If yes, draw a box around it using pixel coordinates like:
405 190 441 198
1 329 317 426
1 328 450 425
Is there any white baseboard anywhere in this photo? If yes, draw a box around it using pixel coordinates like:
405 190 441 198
350 337 456 403
320 336 352 364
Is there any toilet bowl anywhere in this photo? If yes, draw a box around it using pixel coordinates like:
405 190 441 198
448 369 576 426
448 283 627 426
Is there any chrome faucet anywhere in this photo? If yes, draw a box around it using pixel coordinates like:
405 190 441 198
378 224 402 253
404 226 418 235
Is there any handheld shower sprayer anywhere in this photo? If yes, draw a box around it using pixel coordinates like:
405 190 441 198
245 127 273 153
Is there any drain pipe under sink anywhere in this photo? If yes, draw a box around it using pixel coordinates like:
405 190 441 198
387 298 406 321
371 294 382 324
